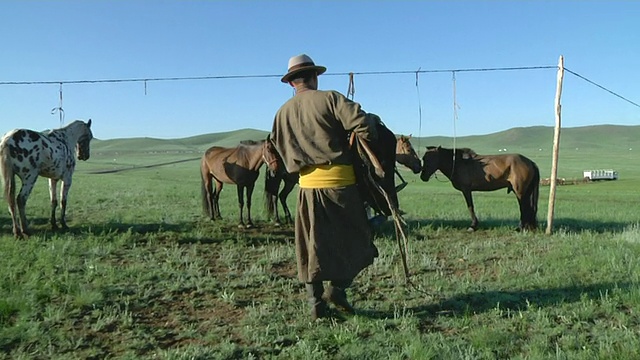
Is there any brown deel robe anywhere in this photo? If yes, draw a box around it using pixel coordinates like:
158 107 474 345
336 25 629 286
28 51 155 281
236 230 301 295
271 89 379 282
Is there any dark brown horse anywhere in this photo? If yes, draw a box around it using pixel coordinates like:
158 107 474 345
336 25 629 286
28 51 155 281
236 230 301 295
265 126 422 226
420 146 539 231
201 139 279 228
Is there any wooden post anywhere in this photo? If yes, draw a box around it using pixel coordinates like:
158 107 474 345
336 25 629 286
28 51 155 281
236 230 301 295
546 56 564 235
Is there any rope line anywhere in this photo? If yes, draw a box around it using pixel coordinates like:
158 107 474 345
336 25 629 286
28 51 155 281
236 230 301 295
50 83 65 127
347 72 355 100
451 71 459 173
415 68 423 153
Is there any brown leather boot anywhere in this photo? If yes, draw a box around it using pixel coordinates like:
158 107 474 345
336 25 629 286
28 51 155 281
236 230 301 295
323 281 355 315
306 282 327 320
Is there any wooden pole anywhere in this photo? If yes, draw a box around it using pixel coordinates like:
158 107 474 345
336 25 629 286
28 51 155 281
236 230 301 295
546 56 564 235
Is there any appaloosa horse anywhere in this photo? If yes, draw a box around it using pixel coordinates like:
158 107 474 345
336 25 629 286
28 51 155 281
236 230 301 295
1 119 94 237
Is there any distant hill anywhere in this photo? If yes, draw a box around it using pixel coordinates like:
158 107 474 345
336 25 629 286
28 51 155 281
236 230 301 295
432 125 639 154
93 128 268 154
92 125 640 156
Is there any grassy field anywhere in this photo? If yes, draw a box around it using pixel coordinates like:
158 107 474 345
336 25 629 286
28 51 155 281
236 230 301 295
1 125 639 359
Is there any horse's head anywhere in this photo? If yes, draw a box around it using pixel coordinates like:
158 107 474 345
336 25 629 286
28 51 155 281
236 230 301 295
262 137 280 174
76 119 93 161
420 146 441 182
395 135 422 174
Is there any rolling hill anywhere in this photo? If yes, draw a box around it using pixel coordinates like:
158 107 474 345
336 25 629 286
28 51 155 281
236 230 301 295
91 125 640 156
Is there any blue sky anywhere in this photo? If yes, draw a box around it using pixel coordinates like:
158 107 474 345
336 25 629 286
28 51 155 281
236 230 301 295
1 1 638 140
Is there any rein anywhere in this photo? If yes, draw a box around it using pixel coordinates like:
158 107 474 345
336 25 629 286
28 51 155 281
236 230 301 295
351 134 411 281
352 136 440 298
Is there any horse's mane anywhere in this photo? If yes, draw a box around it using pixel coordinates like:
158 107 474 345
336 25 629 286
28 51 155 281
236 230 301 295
457 148 477 160
239 139 262 146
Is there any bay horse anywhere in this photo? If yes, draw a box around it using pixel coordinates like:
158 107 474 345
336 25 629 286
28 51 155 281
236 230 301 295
420 146 539 232
0 119 94 238
265 123 422 225
200 139 279 228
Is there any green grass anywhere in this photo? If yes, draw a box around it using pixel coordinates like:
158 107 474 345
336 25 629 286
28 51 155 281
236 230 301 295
1 126 639 359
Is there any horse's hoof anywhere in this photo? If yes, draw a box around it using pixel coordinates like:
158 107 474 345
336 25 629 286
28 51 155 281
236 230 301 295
467 227 476 232
274 222 282 228
237 224 245 229
245 223 254 229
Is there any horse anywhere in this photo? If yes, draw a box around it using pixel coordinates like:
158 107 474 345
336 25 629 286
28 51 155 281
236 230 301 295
265 123 422 226
200 138 279 228
420 146 540 232
0 119 94 238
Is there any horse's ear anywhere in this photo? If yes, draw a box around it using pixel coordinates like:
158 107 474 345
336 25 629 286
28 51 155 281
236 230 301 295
408 134 412 139
87 119 92 127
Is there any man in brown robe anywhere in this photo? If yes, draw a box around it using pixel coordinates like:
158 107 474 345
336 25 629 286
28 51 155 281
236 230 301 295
271 54 379 320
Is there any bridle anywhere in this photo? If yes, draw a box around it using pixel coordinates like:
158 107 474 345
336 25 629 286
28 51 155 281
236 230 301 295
262 141 280 171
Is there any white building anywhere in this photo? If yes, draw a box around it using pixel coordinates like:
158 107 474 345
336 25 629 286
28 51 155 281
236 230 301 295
583 169 619 181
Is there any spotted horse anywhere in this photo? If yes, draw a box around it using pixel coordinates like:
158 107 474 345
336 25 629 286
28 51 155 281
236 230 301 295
0 119 93 237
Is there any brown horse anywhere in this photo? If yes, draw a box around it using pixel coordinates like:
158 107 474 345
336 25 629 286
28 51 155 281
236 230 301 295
265 128 422 226
201 139 279 228
393 134 422 192
420 146 539 232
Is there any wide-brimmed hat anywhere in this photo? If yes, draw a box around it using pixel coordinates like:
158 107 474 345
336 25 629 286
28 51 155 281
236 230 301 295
281 54 327 83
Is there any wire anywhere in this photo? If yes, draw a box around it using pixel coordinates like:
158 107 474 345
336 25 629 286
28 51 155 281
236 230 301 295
0 66 557 86
565 68 640 109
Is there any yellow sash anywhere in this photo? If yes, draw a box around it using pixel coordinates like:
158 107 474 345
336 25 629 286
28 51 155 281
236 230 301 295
299 164 356 188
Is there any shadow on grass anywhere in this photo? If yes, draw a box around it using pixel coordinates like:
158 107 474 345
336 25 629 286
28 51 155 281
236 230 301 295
358 281 635 320
0 216 294 245
405 217 635 234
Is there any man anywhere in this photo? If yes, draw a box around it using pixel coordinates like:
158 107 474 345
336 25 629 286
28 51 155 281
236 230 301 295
271 54 379 320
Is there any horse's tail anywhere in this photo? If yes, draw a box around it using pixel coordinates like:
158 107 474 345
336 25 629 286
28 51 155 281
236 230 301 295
264 167 277 219
526 162 540 229
0 141 15 204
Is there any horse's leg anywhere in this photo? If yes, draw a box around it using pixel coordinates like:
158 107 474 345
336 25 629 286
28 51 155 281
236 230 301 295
516 195 527 231
48 179 59 230
272 179 282 226
273 191 282 226
462 190 478 232
516 186 537 232
264 172 282 226
236 185 245 228
5 176 21 238
245 182 255 228
202 173 215 220
510 180 530 231
280 181 295 224
59 178 72 230
16 174 37 237
213 180 223 220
